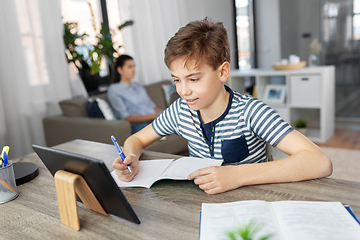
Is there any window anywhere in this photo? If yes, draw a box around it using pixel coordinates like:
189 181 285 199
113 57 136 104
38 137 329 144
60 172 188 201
61 0 108 76
235 0 256 69
323 2 338 42
106 0 125 56
61 0 102 46
60 0 126 77
354 0 360 40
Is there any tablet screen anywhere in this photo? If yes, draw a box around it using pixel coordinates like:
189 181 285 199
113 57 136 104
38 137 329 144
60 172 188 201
32 144 140 224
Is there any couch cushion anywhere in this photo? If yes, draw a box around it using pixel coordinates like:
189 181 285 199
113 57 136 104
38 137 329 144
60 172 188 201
161 84 177 107
170 91 180 104
87 99 105 118
145 80 172 110
87 98 117 120
90 92 108 102
96 98 117 120
59 98 88 117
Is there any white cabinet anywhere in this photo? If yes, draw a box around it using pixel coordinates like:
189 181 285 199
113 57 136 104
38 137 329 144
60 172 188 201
290 75 321 107
227 66 335 143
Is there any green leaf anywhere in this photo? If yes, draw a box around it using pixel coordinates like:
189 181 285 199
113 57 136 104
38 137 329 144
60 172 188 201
226 232 237 240
118 20 134 31
225 220 272 240
259 235 272 240
63 3 133 74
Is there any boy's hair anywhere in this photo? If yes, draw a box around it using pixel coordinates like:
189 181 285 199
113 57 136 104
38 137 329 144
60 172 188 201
164 18 230 70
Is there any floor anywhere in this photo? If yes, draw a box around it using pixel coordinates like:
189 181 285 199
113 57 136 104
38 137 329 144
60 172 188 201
315 119 360 150
313 119 360 182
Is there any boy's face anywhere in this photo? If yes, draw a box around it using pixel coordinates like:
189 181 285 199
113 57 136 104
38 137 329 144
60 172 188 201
170 58 228 112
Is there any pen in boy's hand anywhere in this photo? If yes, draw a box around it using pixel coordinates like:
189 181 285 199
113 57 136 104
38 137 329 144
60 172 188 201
111 135 132 173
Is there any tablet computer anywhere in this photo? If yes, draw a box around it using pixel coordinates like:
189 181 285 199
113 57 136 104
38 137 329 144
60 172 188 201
32 144 140 224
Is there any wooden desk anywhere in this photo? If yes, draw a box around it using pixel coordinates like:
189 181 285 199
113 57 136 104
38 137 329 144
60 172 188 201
1 139 360 240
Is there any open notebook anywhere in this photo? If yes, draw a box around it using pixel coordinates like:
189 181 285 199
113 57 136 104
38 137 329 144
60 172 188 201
199 200 360 240
111 157 223 188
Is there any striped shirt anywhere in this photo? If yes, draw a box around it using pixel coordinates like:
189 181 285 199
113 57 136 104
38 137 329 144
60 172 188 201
152 86 293 164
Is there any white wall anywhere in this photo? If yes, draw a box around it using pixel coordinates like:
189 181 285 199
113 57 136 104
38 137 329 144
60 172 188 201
255 0 282 69
184 0 237 70
279 0 321 62
119 0 237 86
297 0 321 62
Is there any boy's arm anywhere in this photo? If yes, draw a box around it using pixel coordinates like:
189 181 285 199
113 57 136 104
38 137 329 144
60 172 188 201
112 124 162 181
188 130 333 195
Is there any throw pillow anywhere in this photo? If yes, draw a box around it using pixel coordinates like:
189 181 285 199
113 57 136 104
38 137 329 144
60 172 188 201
87 99 105 118
59 98 88 117
161 84 177 107
86 98 116 120
96 98 117 120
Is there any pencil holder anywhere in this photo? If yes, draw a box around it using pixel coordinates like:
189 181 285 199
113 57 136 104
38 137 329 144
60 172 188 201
0 161 19 204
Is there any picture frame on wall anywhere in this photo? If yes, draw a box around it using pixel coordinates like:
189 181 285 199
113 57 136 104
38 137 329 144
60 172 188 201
263 84 286 104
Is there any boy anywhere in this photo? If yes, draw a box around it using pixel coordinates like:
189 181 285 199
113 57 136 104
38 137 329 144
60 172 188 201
112 18 332 194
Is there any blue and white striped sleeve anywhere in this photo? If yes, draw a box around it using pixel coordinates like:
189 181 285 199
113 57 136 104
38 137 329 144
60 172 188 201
245 98 294 147
152 98 181 136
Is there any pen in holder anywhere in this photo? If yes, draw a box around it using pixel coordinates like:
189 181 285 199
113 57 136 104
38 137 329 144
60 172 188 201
0 161 19 204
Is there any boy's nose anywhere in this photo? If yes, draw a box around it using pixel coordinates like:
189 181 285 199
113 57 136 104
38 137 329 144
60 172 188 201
180 82 191 96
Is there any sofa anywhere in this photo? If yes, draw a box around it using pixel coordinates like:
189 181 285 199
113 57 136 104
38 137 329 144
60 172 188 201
43 80 189 155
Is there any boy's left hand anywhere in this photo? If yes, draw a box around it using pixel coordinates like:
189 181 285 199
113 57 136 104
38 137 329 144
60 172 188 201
187 165 240 195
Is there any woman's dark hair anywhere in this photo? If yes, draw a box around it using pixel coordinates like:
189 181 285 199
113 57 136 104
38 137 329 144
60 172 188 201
112 54 133 83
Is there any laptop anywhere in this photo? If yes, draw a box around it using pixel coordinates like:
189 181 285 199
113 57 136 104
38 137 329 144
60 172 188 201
32 144 140 224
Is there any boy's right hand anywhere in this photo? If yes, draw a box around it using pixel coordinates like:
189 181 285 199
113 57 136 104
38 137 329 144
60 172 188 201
112 154 139 182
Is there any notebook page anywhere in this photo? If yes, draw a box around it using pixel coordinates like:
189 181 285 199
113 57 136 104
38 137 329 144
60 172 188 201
200 200 283 240
158 157 223 180
111 159 173 188
270 201 360 240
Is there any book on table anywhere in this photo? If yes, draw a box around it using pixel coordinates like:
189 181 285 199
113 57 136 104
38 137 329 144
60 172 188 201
199 200 360 240
110 157 223 188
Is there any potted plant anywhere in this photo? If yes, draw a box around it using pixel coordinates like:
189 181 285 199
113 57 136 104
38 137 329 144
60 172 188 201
308 38 321 67
63 2 133 91
295 118 307 136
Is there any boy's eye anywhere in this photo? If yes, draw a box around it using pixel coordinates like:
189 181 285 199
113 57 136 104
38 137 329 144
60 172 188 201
190 78 199 82
173 79 180 83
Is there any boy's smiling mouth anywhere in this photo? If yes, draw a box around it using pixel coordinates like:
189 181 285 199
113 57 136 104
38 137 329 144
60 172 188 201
185 98 198 105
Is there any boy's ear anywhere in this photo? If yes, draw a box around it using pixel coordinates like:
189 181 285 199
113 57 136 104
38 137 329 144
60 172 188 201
218 62 230 83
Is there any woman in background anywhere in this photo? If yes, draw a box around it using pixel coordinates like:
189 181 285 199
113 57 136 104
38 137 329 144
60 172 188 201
107 54 162 133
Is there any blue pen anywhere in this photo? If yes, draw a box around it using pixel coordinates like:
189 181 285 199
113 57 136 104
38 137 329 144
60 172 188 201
111 135 132 173
1 146 9 167
3 151 7 167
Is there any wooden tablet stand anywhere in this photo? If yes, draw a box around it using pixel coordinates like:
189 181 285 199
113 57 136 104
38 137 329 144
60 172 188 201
54 170 110 230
